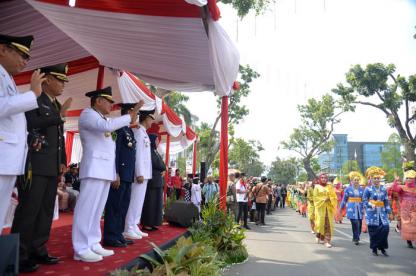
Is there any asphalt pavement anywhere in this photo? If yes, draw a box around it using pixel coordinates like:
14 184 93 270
223 207 416 276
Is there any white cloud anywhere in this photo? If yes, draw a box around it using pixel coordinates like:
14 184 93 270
186 0 416 166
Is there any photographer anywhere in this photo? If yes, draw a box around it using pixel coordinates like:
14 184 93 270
12 63 71 271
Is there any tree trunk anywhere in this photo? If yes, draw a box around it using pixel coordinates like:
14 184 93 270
303 158 316 181
403 138 416 161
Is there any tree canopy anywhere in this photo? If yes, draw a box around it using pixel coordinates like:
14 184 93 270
281 94 346 180
229 138 265 176
332 63 416 161
221 0 271 18
381 133 403 182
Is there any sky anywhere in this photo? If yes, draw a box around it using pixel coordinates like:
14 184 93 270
185 0 416 167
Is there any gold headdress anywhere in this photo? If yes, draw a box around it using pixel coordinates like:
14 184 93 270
365 166 386 179
404 170 416 179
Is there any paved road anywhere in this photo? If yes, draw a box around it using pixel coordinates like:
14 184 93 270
223 208 416 276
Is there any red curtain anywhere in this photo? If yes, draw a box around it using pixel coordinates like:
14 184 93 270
65 131 75 166
219 96 228 211
36 0 201 18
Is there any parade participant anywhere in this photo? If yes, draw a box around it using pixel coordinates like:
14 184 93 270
141 133 166 231
360 179 369 233
236 174 250 229
0 35 43 250
363 166 391 256
124 110 154 239
391 169 416 248
339 171 365 245
12 63 71 271
334 178 345 223
388 177 402 233
72 87 140 262
313 173 337 248
103 103 142 248
307 180 316 234
299 183 307 217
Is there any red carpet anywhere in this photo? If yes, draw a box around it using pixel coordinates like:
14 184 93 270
2 212 187 276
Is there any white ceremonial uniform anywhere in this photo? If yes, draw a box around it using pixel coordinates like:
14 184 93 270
0 64 37 231
124 125 152 234
72 107 130 256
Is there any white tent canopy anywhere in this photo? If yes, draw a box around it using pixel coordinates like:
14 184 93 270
1 0 239 97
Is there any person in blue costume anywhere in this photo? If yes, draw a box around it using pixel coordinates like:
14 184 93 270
339 171 365 245
363 166 392 257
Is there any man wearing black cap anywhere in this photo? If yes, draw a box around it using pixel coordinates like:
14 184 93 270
103 103 140 248
11 63 72 270
72 87 142 262
0 33 45 272
124 109 155 239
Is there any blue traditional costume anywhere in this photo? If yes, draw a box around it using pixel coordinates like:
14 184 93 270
340 171 364 244
363 166 391 256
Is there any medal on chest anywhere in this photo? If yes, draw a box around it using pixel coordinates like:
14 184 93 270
105 132 111 138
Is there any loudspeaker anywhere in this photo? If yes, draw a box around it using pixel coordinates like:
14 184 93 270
200 162 206 181
165 201 199 227
0 234 19 276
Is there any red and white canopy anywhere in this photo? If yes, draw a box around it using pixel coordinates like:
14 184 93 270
1 0 239 96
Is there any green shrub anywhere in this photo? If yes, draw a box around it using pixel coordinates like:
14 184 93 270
140 237 220 276
190 199 246 252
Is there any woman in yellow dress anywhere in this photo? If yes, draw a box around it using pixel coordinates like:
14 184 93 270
313 173 338 248
307 180 317 234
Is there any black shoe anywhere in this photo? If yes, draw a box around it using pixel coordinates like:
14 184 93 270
103 240 127 248
123 239 134 245
372 250 378 256
19 260 39 273
243 225 251 230
380 250 389 257
354 241 359 245
151 226 159 230
407 241 414 248
143 226 155 231
261 223 266 226
33 254 59 265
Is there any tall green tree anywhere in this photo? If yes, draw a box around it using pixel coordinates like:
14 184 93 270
281 94 348 180
228 138 264 176
163 91 198 126
332 63 416 161
381 133 403 182
221 0 271 18
267 157 298 184
340 160 361 184
202 65 259 172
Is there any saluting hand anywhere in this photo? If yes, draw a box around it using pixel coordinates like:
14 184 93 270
60 97 73 117
129 100 144 124
30 69 46 97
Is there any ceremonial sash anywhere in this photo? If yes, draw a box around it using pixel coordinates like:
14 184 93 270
348 197 362 203
370 200 384 207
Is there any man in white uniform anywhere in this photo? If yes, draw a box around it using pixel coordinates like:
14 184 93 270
0 34 44 243
124 110 154 239
72 86 141 262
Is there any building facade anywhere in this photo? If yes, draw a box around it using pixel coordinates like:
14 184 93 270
319 134 397 174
